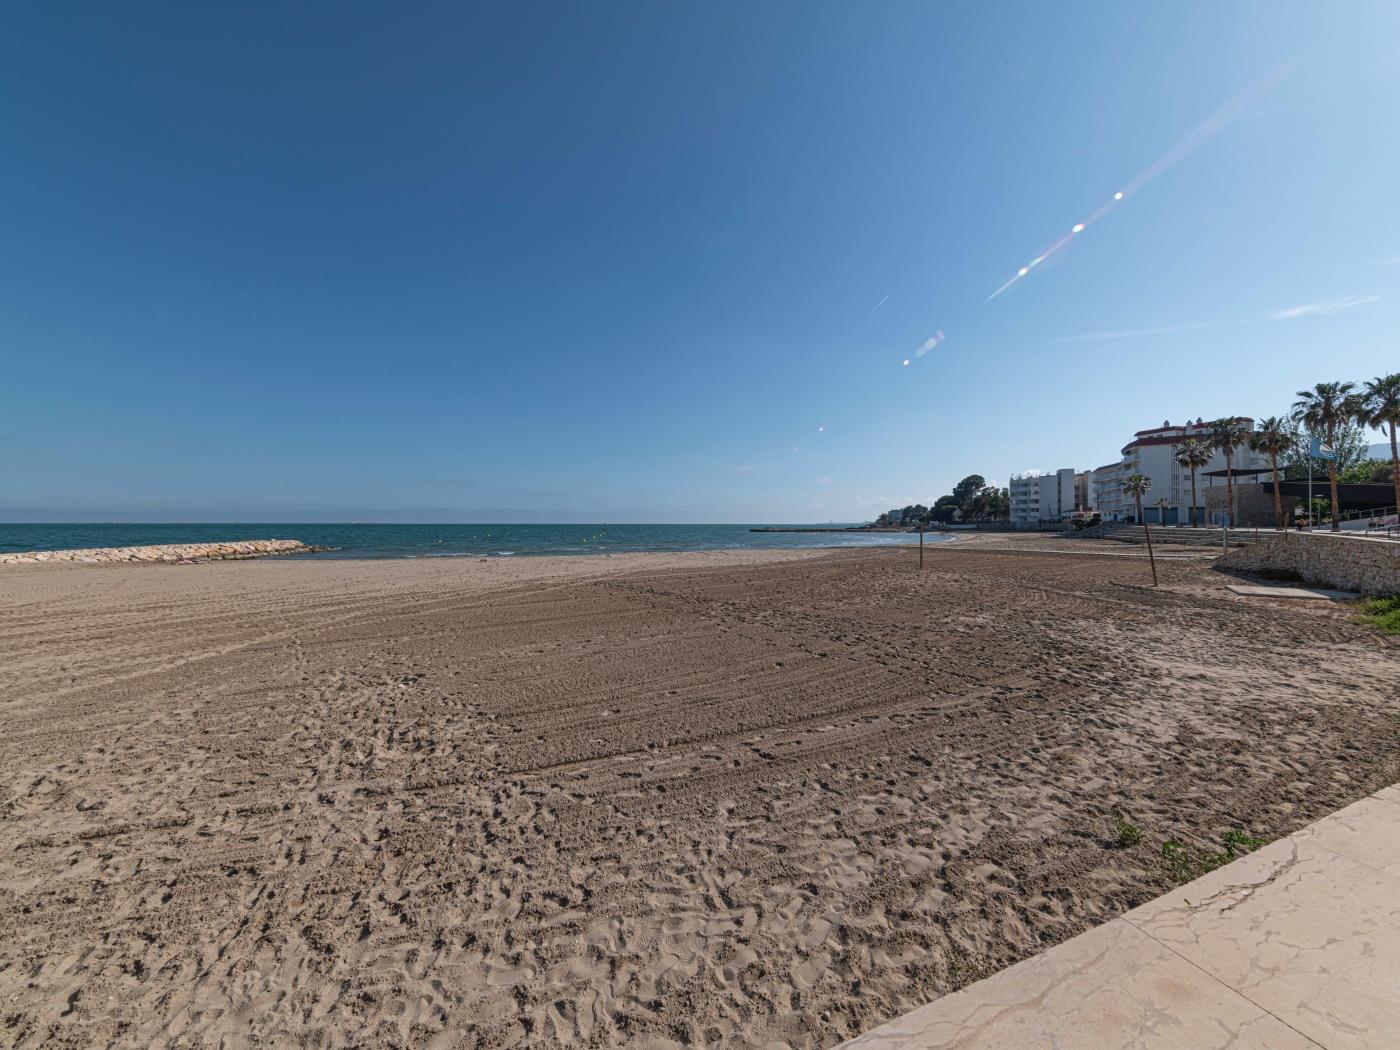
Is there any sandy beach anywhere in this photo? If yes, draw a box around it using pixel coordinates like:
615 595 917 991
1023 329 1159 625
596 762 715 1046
3 539 1398 1048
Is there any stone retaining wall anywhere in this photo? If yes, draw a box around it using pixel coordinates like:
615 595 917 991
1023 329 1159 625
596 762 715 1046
1079 523 1253 547
1217 532 1400 595
0 539 314 566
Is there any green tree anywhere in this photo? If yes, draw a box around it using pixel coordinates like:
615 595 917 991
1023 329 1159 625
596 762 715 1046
1292 382 1359 532
1124 472 1152 522
1340 460 1394 485
1123 473 1157 585
1280 417 1309 480
1249 417 1294 530
1207 417 1251 528
1173 439 1213 528
929 494 961 524
951 474 987 517
970 485 1008 521
1360 373 1400 515
1281 419 1367 479
1331 422 1372 475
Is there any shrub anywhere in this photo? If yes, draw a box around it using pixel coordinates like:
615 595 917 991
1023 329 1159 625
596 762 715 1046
1162 829 1267 882
1113 814 1143 848
1360 596 1400 635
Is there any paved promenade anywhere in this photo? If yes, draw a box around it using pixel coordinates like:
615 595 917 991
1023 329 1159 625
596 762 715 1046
845 784 1400 1049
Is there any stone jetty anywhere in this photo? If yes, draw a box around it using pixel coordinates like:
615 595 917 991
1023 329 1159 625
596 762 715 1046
0 539 321 566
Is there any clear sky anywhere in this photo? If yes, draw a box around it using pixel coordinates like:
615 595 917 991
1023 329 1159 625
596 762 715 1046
3 3 1397 523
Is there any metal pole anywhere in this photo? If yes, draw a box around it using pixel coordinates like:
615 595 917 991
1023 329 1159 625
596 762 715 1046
919 523 924 569
1308 445 1314 530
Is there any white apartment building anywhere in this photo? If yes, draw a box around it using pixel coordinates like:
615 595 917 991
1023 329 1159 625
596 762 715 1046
1010 468 1077 526
1094 418 1270 524
1075 471 1093 516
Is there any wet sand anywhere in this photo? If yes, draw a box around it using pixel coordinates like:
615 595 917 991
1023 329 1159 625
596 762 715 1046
3 541 1398 1048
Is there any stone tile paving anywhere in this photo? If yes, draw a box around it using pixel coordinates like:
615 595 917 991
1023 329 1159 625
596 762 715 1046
844 785 1400 1049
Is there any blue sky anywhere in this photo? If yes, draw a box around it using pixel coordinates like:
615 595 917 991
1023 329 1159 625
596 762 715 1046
2 3 1397 523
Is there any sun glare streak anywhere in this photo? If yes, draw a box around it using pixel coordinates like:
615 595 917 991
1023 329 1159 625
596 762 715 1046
986 63 1292 301
784 65 1294 486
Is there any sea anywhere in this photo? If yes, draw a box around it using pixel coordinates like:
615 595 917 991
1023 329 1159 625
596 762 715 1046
0 523 953 560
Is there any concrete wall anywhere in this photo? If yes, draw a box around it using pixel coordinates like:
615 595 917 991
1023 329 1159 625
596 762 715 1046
1217 532 1400 595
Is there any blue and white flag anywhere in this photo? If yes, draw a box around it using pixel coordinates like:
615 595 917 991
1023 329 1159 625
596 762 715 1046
1310 437 1337 461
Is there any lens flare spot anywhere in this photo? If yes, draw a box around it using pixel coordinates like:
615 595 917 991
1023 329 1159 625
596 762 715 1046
902 358 911 367
817 425 825 432
1017 266 1029 277
1114 191 1124 200
914 330 947 357
1072 223 1085 233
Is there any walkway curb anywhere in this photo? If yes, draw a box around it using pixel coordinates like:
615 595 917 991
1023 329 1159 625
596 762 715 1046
843 784 1400 1049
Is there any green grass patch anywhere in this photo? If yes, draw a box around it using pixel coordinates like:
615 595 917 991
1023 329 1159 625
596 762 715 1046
1162 829 1268 882
1112 814 1143 848
1360 595 1400 634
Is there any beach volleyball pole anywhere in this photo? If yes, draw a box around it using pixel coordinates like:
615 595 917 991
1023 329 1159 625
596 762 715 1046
919 523 924 569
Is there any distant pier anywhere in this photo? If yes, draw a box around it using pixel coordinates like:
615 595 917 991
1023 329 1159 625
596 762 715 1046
749 527 909 534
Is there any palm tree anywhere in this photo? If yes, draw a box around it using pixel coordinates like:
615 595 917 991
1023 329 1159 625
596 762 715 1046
1292 381 1358 532
1207 417 1251 528
1249 417 1294 530
1124 472 1157 585
1173 439 1212 528
1360 374 1400 517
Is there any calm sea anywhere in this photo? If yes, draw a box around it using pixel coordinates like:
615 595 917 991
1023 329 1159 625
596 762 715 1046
0 523 951 559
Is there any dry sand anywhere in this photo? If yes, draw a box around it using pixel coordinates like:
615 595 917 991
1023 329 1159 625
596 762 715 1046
3 539 1398 1048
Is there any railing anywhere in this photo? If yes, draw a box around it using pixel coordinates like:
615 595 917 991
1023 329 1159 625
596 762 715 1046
1084 521 1400 547
1274 523 1399 543
1282 505 1398 539
1339 504 1397 525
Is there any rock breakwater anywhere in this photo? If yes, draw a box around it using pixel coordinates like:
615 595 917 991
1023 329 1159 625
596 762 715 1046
0 539 325 566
